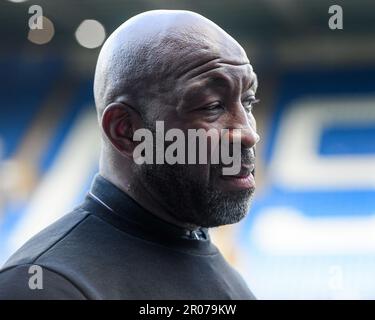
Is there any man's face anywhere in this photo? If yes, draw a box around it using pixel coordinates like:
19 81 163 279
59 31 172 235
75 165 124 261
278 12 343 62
135 50 259 228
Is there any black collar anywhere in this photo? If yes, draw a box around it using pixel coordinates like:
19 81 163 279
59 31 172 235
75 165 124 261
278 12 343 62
80 174 217 255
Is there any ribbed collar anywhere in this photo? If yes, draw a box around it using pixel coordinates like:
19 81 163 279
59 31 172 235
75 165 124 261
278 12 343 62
80 174 218 255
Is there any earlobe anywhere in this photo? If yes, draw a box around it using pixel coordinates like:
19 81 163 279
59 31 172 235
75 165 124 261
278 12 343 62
101 102 137 158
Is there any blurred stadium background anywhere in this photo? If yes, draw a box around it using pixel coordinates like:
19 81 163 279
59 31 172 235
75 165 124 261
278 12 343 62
1 0 375 299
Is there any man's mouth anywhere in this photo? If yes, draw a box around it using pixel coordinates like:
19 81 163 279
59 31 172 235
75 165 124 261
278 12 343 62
219 163 256 191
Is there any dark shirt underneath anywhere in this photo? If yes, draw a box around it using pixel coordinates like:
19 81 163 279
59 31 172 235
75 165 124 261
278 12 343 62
0 174 255 300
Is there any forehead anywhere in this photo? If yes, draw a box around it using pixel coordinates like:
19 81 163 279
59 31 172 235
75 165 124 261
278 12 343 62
177 60 256 98
159 34 256 104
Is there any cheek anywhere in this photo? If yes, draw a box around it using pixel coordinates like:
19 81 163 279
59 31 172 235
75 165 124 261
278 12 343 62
183 164 211 185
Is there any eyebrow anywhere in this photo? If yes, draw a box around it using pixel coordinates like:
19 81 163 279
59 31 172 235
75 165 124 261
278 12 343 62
181 76 232 103
179 71 258 109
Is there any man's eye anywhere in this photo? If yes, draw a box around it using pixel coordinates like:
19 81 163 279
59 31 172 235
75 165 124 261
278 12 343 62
203 102 224 112
242 97 259 113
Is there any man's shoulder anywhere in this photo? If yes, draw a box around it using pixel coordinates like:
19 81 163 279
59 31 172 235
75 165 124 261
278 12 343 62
0 208 93 299
1 208 91 270
0 263 88 299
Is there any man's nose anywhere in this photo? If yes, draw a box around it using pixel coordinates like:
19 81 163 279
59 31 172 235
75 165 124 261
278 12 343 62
226 128 260 151
226 106 260 149
234 127 260 149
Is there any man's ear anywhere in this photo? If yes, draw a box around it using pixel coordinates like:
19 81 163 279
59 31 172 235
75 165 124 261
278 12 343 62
101 102 141 158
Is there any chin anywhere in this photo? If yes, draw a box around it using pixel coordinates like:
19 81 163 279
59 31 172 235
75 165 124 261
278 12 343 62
194 197 253 228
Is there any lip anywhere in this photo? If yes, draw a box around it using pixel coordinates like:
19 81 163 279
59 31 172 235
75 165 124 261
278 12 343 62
219 164 256 191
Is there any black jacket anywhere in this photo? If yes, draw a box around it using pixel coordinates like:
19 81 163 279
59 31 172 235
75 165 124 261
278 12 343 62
0 174 255 300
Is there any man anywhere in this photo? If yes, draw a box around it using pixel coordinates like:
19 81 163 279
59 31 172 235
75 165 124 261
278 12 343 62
0 10 259 299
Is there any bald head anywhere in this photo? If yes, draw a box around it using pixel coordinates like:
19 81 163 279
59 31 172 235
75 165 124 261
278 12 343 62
93 10 249 121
